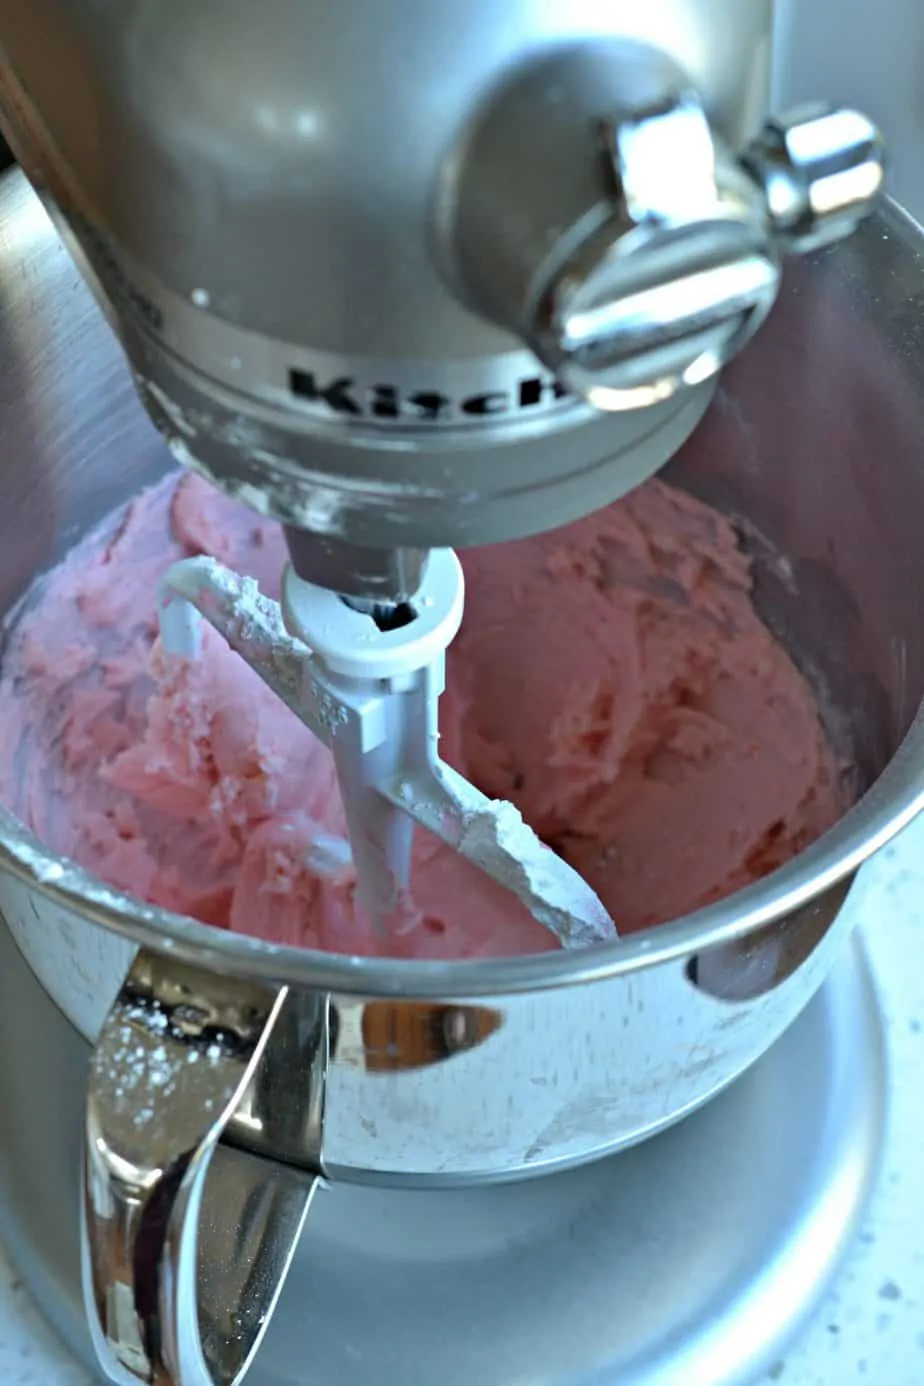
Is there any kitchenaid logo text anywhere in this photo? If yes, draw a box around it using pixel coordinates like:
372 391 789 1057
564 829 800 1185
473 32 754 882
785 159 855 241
289 370 572 421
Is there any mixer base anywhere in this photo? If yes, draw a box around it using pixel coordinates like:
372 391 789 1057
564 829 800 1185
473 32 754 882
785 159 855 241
0 919 885 1386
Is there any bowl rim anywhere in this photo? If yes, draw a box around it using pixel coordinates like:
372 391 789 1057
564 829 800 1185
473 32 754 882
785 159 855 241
0 181 921 999
0 712 920 998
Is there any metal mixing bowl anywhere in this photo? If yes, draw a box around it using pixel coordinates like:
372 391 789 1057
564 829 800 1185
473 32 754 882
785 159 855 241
0 167 921 1384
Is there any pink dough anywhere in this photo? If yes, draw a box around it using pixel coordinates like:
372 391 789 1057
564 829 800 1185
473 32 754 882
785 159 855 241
0 473 850 957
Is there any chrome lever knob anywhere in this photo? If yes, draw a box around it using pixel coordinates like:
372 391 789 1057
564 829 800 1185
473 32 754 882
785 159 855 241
741 104 886 255
531 90 782 412
444 43 886 415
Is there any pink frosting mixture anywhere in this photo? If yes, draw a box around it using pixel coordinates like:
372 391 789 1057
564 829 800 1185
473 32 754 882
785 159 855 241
0 474 850 958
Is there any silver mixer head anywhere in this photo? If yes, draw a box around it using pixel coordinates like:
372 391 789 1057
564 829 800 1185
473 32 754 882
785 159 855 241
0 0 886 604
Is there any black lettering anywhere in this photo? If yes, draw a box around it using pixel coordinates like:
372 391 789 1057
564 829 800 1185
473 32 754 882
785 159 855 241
287 374 574 421
407 391 451 421
461 391 508 416
370 385 400 419
289 371 361 415
518 376 570 408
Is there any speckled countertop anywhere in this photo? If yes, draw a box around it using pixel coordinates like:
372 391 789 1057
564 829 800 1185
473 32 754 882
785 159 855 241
0 809 922 1386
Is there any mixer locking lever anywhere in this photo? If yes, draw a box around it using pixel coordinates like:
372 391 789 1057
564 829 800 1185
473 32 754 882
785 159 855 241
447 42 885 416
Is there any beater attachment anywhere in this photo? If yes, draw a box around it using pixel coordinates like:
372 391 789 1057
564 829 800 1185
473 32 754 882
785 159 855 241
158 554 617 949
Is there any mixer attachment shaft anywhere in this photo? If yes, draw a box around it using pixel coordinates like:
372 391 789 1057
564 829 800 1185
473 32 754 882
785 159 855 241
158 555 617 949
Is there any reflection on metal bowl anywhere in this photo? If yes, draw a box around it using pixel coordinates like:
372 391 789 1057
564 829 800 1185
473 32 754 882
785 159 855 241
0 169 920 1381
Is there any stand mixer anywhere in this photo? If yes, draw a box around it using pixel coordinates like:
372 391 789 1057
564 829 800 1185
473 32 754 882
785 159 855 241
0 0 885 941
0 4 901 1385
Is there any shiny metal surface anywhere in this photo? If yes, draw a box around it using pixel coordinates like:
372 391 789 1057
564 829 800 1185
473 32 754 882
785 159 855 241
281 531 427 606
0 167 921 1378
0 0 863 565
0 919 886 1385
448 43 882 411
742 106 886 253
83 951 323 1386
774 0 924 226
0 161 917 1116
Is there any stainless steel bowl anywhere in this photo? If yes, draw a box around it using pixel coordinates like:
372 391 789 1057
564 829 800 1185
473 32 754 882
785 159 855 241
0 167 921 1385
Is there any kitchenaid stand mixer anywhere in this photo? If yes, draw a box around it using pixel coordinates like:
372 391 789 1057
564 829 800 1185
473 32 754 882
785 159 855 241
0 0 886 952
0 3 898 1384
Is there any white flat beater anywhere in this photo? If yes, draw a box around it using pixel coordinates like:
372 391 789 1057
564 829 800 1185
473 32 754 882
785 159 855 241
158 551 617 950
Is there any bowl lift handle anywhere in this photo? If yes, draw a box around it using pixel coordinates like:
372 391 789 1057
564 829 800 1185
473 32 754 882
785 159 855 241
82 947 326 1386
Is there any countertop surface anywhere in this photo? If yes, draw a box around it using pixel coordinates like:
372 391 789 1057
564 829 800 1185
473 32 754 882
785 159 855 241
0 811 922 1386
